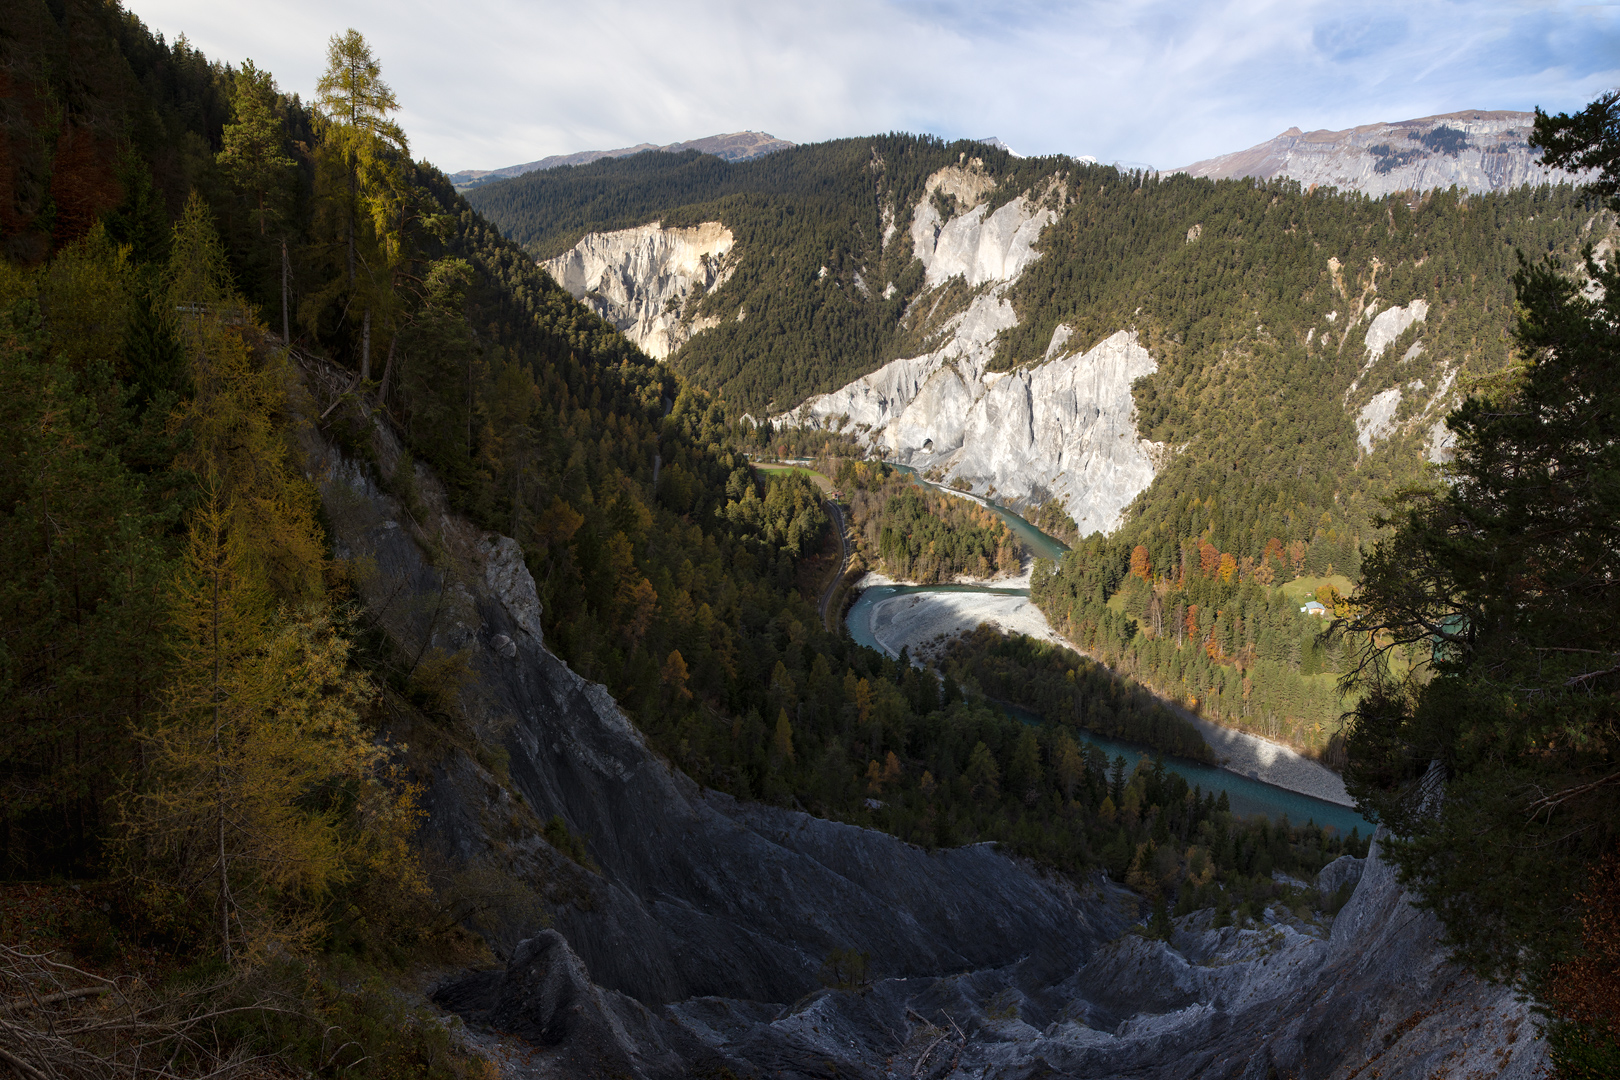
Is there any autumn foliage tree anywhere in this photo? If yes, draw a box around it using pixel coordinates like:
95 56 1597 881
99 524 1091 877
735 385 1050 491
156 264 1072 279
121 199 423 964
1545 849 1620 1077
125 490 418 962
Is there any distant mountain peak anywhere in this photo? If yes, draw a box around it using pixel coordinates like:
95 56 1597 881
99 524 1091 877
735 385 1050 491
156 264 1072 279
1173 111 1585 196
449 131 795 189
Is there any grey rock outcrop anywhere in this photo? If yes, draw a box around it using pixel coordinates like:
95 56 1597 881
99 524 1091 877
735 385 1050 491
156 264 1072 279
1317 853 1364 900
1176 110 1588 197
542 221 733 359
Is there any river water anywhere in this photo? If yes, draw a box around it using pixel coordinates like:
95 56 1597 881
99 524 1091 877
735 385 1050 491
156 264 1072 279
844 465 1374 837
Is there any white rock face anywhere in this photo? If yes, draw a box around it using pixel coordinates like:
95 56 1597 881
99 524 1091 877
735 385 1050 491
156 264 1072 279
542 222 734 359
1364 298 1429 359
943 332 1160 534
789 172 1154 535
1356 388 1403 452
1426 420 1457 463
796 329 1161 535
910 186 1056 288
788 169 1058 437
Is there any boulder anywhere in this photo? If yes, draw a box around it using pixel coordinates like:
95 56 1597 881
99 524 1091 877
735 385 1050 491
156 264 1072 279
1317 853 1364 901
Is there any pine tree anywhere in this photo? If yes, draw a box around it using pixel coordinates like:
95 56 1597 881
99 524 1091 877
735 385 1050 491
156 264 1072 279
125 489 383 962
313 29 409 381
168 194 327 603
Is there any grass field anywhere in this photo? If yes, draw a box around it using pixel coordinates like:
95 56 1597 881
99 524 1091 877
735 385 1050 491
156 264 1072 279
1279 574 1353 604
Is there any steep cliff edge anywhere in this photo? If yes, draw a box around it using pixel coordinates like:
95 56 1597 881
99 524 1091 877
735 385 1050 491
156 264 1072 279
788 165 1158 531
302 399 1545 1079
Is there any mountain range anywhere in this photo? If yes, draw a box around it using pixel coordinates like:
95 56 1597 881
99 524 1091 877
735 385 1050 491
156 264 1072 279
1174 109 1583 196
459 110 1573 200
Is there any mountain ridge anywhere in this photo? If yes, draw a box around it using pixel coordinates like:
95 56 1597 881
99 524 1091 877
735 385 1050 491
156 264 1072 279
449 130 795 188
1174 109 1586 196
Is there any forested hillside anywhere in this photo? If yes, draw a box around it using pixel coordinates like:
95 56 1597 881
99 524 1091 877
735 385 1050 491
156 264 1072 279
829 457 1025 582
472 128 1604 757
467 137 1066 409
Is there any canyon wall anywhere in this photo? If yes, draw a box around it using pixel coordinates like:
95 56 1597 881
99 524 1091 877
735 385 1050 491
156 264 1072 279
542 222 734 359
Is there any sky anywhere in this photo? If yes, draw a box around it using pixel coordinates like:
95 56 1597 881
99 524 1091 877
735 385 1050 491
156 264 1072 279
129 0 1620 174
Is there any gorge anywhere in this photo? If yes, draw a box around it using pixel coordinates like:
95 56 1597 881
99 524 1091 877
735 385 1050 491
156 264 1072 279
5 5 1612 1071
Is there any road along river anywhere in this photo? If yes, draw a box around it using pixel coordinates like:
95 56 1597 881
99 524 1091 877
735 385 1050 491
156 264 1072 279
844 467 1373 835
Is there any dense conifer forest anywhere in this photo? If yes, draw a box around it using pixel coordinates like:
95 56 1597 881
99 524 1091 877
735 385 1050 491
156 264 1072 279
826 457 1025 582
466 137 1066 410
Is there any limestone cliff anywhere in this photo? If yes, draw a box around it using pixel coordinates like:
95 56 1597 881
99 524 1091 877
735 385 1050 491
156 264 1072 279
1176 110 1587 197
542 222 734 359
788 165 1158 533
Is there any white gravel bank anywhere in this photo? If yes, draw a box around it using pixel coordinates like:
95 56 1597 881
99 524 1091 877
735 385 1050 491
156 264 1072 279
1186 717 1353 807
867 590 1063 664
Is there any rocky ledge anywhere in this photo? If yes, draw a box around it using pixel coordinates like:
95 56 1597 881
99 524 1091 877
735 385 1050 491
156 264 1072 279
439 831 1546 1080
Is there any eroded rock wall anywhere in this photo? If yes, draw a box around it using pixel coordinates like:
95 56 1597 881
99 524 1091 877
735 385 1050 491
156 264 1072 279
542 222 733 359
449 832 1548 1080
788 168 1158 533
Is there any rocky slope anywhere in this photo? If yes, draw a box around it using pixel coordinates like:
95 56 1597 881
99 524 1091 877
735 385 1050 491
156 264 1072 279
441 823 1548 1079
302 398 1545 1079
541 221 735 359
304 408 1124 1004
788 165 1159 532
1176 110 1586 197
450 131 794 188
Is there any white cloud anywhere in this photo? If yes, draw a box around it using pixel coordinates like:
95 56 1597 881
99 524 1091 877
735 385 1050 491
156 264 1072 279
127 0 1620 173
